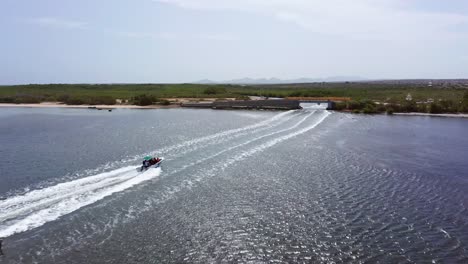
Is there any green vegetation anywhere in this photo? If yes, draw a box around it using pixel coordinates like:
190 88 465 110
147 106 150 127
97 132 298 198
335 95 468 114
0 83 467 113
203 86 227 95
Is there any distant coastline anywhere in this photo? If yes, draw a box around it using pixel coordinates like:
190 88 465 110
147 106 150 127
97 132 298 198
1 83 467 115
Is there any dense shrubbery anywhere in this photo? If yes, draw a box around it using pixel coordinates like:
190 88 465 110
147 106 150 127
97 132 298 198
335 97 468 114
460 91 468 112
0 97 15 103
0 95 41 104
130 95 171 106
1 84 467 114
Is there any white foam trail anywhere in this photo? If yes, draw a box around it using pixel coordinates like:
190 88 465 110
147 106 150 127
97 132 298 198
166 110 299 159
148 110 295 155
0 167 161 238
222 111 331 166
167 111 317 175
1 166 135 212
438 227 451 238
129 111 331 219
0 110 298 238
83 110 296 172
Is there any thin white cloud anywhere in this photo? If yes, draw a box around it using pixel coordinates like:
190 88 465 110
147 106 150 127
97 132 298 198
31 17 88 30
153 0 468 40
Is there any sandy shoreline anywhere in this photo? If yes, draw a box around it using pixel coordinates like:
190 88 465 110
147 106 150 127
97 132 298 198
2 103 468 118
0 102 180 109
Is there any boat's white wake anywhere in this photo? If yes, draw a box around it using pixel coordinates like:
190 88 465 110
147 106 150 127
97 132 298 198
80 110 296 174
0 110 330 238
116 111 331 225
0 167 161 237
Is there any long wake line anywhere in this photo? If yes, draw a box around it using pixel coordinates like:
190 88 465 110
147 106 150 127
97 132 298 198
0 110 329 238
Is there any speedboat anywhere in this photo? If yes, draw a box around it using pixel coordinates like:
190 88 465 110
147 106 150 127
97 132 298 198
138 156 164 172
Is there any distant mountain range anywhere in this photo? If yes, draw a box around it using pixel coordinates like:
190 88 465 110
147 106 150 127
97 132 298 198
195 76 366 84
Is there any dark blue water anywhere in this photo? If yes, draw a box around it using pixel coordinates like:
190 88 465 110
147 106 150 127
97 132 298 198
0 108 467 263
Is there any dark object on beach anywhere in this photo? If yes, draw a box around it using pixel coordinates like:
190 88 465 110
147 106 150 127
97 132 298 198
108 109 112 112
0 238 4 256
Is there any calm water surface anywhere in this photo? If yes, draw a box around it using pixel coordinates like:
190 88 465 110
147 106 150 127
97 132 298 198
0 107 467 263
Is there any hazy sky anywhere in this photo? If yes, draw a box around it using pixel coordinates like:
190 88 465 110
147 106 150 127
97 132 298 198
1 0 468 84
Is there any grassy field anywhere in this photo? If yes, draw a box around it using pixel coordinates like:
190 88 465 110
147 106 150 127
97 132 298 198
0 83 467 112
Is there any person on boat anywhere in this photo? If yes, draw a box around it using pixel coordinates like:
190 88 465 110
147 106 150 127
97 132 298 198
149 157 161 165
142 156 152 168
142 156 161 168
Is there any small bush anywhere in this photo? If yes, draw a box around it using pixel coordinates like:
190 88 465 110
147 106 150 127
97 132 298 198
362 105 378 114
417 103 428 113
459 104 468 113
333 102 347 111
57 94 70 103
375 104 386 112
347 100 364 110
160 99 171 105
401 101 417 112
429 103 443 114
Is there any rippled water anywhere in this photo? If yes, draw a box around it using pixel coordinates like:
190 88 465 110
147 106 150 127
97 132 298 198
0 107 467 263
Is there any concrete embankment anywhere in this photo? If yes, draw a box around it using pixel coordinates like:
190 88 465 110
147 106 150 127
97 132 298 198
181 100 301 110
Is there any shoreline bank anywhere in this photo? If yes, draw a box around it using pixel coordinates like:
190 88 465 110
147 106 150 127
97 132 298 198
2 103 468 118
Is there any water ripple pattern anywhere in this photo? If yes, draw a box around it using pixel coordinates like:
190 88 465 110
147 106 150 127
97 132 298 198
1 108 468 264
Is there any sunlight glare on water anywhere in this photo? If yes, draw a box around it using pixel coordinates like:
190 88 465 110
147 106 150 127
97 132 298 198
0 108 467 263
